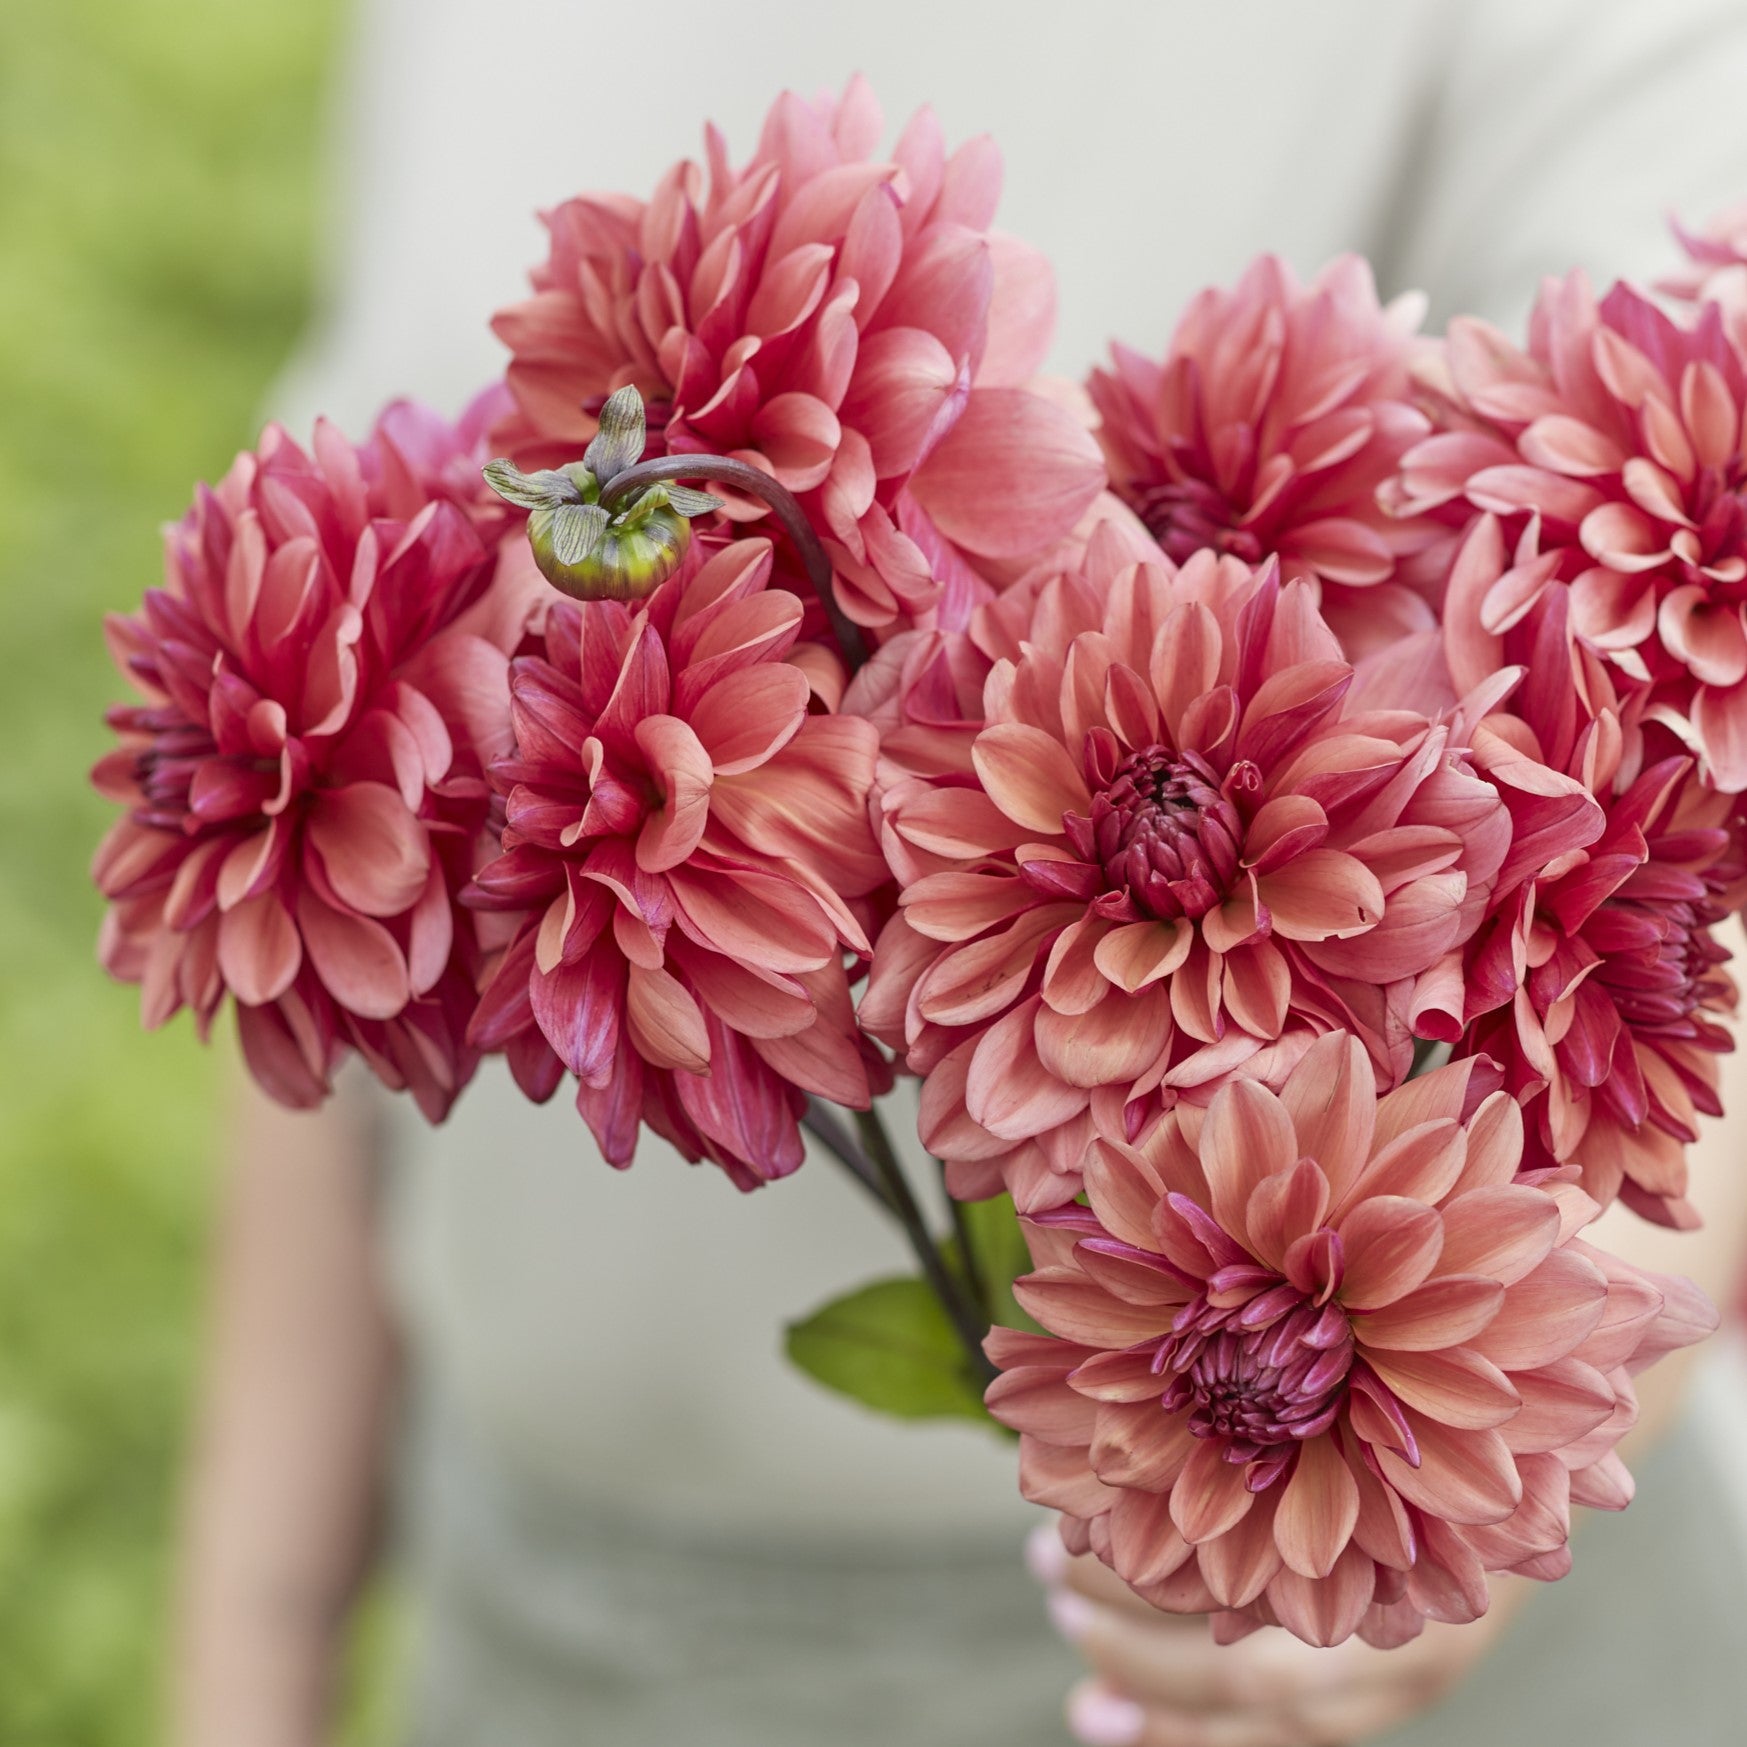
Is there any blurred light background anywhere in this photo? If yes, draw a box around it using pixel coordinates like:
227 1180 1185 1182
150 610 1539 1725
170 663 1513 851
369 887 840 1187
0 2 399 1737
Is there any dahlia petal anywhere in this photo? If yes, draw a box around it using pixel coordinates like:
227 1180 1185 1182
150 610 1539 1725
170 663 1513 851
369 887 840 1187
1083 1138 1188 1251
1375 1412 1521 1527
749 392 842 492
1244 1156 1331 1272
667 864 834 973
1089 1400 1197 1489
1498 1358 1615 1454
1036 985 1172 1088
751 1004 871 1108
405 861 452 998
632 715 714 873
687 662 810 777
625 963 710 1072
965 996 1090 1139
984 1366 1098 1442
839 326 963 477
1567 564 1657 651
1337 1199 1444 1310
1355 1275 1504 1352
972 723 1091 831
1091 919 1192 993
1170 1436 1258 1544
1067 1344 1173 1403
1658 586 1747 687
529 946 624 1086
672 1020 804 1185
1201 1077 1297 1238
1341 1120 1464 1213
295 891 410 1022
1517 414 1626 477
1362 1347 1520 1431
879 220 995 366
1567 1450 1634 1511
1013 1267 1175 1346
1254 849 1384 941
1434 1185 1560 1285
1197 1489 1283 1607
1468 1250 1609 1370
1407 1518 1490 1626
909 387 1105 559
977 232 1056 388
1275 1434 1360 1579
1278 1033 1376 1201
304 782 429 918
1264 1542 1375 1647
214 892 301 1006
1107 1488 1198 1590
1578 501 1669 572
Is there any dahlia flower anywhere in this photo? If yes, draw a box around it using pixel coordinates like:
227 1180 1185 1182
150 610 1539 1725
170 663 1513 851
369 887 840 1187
1396 271 1747 790
986 1035 1716 1648
1440 541 1743 1226
1660 202 1747 309
859 539 1575 1212
491 76 1103 637
93 392 533 1119
1088 256 1441 656
463 540 887 1188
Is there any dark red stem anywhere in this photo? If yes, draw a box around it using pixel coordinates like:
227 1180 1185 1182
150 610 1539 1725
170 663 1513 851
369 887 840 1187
601 455 869 670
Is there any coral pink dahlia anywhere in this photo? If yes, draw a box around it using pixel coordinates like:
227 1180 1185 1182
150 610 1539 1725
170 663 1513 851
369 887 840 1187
92 393 532 1119
490 76 1103 637
986 1035 1717 1648
1088 256 1441 654
1397 272 1747 790
464 541 887 1189
860 545 1536 1212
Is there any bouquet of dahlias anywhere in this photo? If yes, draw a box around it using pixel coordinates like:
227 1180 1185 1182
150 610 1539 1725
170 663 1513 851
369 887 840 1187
94 77 1746 1649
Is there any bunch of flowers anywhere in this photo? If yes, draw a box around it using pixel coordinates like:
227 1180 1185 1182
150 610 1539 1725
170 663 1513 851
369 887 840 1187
93 82 1740 1652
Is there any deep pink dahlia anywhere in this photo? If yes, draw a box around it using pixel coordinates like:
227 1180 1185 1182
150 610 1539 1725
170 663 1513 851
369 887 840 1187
858 537 1569 1213
1439 534 1744 1226
986 1035 1717 1648
490 76 1104 637
1397 271 1747 790
464 541 888 1189
1088 255 1443 656
92 391 536 1118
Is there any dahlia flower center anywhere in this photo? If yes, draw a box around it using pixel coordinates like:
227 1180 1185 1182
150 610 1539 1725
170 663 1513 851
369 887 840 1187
1085 745 1243 920
1593 887 1732 1032
1132 477 1263 567
1157 1290 1352 1481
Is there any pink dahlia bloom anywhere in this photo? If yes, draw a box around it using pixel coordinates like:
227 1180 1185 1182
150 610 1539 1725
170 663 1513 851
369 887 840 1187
1441 546 1743 1227
464 541 887 1189
859 539 1552 1212
490 76 1104 637
92 391 535 1119
1088 256 1442 656
1659 202 1747 309
1397 271 1747 790
987 1035 1717 1648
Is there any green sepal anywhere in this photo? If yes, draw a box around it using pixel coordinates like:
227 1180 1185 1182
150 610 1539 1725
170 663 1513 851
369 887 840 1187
785 1276 991 1423
662 483 725 519
544 502 609 566
583 384 647 484
481 459 583 510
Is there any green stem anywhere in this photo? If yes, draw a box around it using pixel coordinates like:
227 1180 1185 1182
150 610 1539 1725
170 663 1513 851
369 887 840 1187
852 1105 996 1389
940 1155 989 1320
801 1099 895 1214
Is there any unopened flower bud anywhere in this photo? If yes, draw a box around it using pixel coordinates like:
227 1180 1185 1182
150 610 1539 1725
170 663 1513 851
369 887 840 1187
482 386 721 601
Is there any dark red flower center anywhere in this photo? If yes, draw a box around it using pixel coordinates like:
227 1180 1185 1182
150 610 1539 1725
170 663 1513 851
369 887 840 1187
1131 476 1264 567
1156 1289 1353 1486
1077 744 1243 920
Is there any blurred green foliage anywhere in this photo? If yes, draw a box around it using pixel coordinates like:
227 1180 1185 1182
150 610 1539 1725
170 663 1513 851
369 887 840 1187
0 0 398 1739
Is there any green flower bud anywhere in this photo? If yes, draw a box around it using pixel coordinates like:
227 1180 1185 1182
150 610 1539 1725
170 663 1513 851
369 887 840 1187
481 387 723 602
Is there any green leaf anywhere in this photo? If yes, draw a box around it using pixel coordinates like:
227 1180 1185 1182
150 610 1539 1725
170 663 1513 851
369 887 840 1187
481 458 581 510
785 1276 991 1422
582 384 647 483
548 502 609 566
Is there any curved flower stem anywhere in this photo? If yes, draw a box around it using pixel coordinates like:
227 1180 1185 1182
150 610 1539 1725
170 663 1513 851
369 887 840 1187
801 1099 895 1214
940 1156 989 1321
600 455 869 671
852 1105 997 1389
